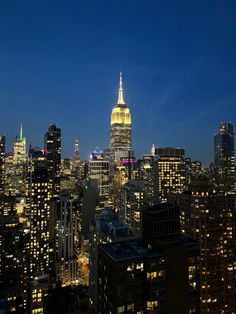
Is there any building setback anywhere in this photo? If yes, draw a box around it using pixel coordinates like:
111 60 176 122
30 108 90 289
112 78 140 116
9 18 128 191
110 73 132 163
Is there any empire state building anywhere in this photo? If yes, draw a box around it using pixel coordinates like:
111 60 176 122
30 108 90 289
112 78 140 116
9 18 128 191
110 73 132 162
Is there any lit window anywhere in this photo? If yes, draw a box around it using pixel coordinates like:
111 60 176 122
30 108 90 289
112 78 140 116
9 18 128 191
117 305 125 313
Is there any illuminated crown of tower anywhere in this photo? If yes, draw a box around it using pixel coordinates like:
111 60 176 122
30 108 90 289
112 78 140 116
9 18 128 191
117 72 125 105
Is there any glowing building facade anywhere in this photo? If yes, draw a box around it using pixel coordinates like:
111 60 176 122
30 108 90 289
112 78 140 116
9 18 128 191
13 124 26 163
110 73 132 162
28 149 51 313
172 178 236 313
157 147 186 203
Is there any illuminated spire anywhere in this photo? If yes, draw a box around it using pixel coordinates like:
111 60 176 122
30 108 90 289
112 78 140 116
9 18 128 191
151 144 156 156
20 123 23 141
117 72 125 105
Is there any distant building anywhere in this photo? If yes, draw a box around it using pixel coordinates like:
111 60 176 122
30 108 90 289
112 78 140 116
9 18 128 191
88 149 110 210
157 147 186 203
13 124 26 163
44 124 61 198
110 73 132 162
117 180 145 237
0 135 5 196
214 122 235 192
97 203 200 314
135 153 158 207
56 191 78 286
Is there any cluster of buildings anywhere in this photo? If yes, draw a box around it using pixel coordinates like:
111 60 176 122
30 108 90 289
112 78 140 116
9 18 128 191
0 73 235 313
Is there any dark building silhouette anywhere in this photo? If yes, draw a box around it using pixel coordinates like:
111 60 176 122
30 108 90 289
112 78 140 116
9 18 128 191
44 124 61 282
0 135 5 197
214 122 235 192
97 203 200 314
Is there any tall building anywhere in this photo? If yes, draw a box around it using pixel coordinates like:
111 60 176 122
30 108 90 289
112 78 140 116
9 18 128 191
73 139 81 179
214 122 235 192
88 149 110 210
157 147 186 203
0 135 5 196
117 180 145 237
56 191 78 286
135 153 158 207
74 139 80 165
172 177 236 313
0 200 25 313
44 124 61 280
28 149 51 313
13 124 26 163
89 207 134 313
97 203 200 314
44 124 61 198
110 72 132 163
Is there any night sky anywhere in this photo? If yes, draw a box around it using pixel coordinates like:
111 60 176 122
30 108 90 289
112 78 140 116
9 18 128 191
0 0 236 165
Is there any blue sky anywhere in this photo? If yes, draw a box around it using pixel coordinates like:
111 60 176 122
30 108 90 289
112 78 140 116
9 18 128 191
0 0 236 165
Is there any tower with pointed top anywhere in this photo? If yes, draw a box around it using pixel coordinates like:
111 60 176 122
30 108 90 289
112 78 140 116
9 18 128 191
110 73 132 162
13 123 26 163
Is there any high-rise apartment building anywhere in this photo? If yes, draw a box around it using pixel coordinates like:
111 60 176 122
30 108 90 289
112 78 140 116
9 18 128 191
110 73 132 163
157 147 186 203
88 150 110 210
44 124 61 198
214 122 235 192
28 148 51 313
97 203 200 314
73 139 81 179
44 124 61 281
0 135 5 196
89 207 134 313
136 154 158 207
172 177 236 313
117 180 145 237
56 191 78 286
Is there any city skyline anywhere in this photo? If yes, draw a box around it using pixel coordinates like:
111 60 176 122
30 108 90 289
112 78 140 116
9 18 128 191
1 1 236 164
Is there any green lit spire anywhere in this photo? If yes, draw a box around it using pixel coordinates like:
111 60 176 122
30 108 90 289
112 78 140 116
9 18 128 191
19 123 23 141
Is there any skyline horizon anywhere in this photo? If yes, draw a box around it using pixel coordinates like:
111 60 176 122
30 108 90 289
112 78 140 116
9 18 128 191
1 1 236 166
2 104 233 167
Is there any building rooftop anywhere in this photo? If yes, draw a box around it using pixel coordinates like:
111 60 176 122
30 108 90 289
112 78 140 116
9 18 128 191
99 236 198 262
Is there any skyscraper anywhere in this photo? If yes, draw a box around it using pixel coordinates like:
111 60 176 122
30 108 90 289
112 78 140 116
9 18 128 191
0 135 5 196
88 149 110 210
44 124 61 198
44 124 61 281
157 147 186 203
89 207 134 313
172 177 236 313
110 72 132 163
97 203 200 314
56 191 78 286
28 148 51 313
214 122 235 192
13 124 26 163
